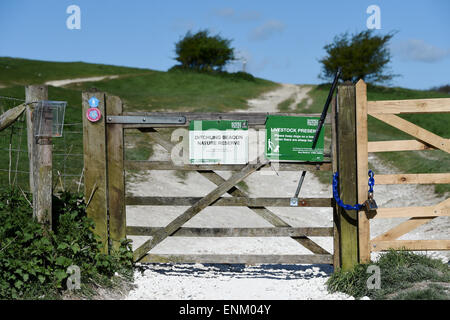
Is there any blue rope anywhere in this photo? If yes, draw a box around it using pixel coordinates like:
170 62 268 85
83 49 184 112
332 170 375 210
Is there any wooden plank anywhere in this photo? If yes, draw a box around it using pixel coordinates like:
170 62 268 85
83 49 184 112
355 80 370 264
125 196 333 207
106 95 126 251
25 86 52 230
127 226 334 237
25 86 47 201
372 217 435 241
371 240 450 252
82 91 109 253
132 161 267 262
368 98 450 114
373 206 449 219
125 160 332 172
140 253 334 264
375 173 450 185
337 84 359 270
0 103 26 132
331 95 340 269
368 140 437 152
370 113 450 153
139 128 174 152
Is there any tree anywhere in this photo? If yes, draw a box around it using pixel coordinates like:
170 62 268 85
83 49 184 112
174 30 235 72
319 30 397 83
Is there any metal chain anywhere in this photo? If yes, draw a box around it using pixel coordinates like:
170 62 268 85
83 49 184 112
332 170 375 210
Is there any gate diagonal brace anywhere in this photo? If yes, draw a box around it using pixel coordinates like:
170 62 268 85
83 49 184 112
132 161 267 262
138 128 331 257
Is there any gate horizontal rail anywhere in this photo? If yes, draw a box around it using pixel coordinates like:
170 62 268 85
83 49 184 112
140 254 333 264
127 226 334 237
125 160 332 171
125 196 333 207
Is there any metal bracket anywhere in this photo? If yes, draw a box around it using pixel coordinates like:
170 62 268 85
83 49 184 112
290 198 298 207
106 115 186 124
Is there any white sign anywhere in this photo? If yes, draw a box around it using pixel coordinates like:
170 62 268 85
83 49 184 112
189 120 248 164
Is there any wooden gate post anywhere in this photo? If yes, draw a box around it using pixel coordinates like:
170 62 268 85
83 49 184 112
82 90 109 253
336 82 359 270
26 85 52 230
106 95 126 251
355 80 371 263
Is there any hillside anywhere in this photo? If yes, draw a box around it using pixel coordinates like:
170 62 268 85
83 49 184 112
0 57 449 195
0 57 278 191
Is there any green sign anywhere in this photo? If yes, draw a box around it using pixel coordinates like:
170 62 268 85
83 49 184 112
189 120 248 164
265 115 324 161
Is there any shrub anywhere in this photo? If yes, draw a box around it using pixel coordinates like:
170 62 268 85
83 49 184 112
319 30 397 84
0 188 133 299
174 29 235 72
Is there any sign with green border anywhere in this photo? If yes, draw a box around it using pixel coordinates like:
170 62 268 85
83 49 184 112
189 120 248 164
265 115 324 161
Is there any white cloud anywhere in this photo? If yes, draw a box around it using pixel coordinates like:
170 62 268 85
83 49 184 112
392 39 450 63
213 8 261 22
249 20 285 41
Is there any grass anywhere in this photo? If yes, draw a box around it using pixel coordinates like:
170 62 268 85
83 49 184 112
0 58 277 191
299 83 450 194
277 96 295 112
0 57 151 87
327 250 450 300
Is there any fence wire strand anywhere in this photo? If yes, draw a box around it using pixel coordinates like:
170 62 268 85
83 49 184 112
0 96 84 193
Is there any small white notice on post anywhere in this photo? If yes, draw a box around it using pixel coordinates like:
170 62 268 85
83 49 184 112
189 120 249 164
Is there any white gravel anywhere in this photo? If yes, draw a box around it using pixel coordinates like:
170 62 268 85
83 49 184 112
127 263 353 300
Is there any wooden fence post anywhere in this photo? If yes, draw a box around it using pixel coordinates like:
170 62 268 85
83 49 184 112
106 94 126 251
337 83 359 270
331 95 341 270
355 80 371 263
82 90 109 253
25 85 52 230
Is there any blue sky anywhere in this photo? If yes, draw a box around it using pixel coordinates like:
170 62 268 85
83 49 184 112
0 0 449 89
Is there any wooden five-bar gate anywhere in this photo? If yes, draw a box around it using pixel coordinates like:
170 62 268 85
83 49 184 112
82 80 450 270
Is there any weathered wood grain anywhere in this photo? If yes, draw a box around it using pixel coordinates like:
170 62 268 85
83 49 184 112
127 226 334 237
82 91 109 253
0 103 26 132
355 80 370 264
368 98 450 114
106 95 126 251
337 84 359 270
140 253 333 264
125 196 333 207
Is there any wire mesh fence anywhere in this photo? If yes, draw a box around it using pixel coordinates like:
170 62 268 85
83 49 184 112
0 96 84 193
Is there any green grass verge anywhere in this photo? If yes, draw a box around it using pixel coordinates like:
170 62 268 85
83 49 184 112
327 250 450 300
